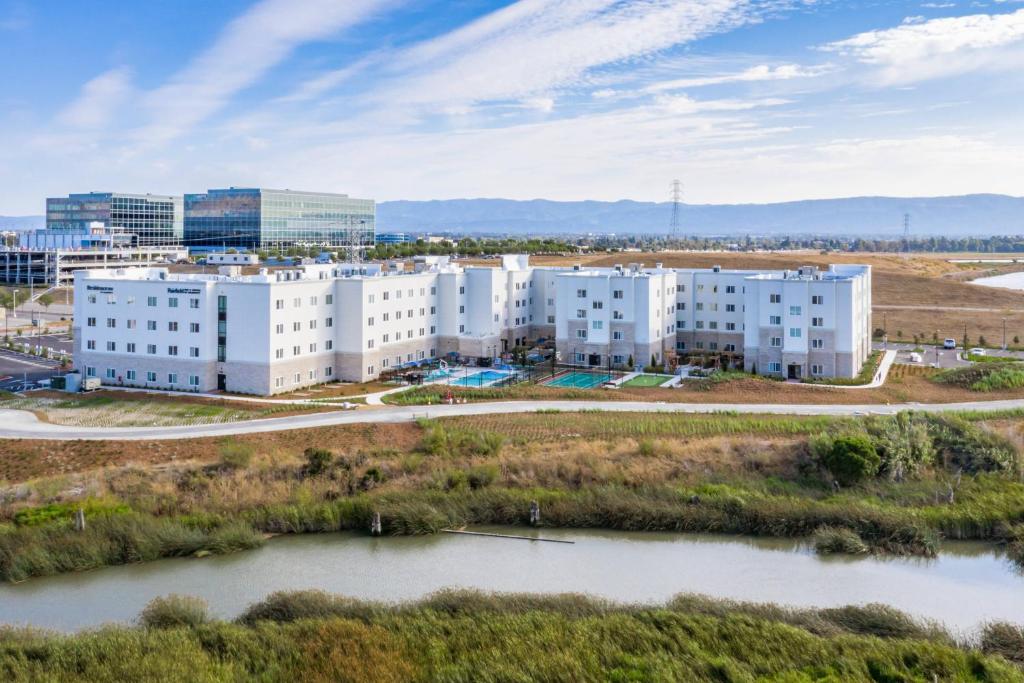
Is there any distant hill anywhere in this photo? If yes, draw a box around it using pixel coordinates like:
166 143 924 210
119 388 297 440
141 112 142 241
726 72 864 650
0 215 43 230
377 194 1024 237
6 193 1023 237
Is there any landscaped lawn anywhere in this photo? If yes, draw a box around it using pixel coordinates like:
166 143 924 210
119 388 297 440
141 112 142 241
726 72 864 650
622 373 674 387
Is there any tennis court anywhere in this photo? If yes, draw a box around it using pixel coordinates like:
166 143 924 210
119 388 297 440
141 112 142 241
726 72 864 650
543 371 615 389
622 374 674 388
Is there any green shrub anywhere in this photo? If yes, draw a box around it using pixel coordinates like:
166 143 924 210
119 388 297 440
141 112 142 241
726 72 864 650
867 413 936 480
237 589 375 624
139 595 210 629
980 622 1024 666
813 526 869 555
818 434 880 486
304 447 333 475
218 440 253 470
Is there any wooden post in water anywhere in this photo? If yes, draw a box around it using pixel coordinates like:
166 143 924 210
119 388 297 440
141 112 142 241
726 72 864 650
529 500 540 526
74 507 85 532
371 511 382 536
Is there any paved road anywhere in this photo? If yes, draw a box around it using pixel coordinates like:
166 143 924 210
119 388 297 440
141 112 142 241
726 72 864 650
4 396 1024 441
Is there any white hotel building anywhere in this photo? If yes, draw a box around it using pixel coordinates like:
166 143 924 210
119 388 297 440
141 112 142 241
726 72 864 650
73 255 870 394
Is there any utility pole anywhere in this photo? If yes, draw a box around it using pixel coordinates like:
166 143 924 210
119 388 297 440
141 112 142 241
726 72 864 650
902 213 910 259
669 180 682 243
1003 317 1007 350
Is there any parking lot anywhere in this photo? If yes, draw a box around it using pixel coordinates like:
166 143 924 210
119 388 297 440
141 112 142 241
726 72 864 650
10 333 75 356
0 349 63 392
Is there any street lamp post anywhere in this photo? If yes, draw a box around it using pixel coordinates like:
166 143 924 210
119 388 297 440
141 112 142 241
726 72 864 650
1003 317 1007 350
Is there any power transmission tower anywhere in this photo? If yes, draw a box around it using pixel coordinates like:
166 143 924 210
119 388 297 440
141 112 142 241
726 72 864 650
902 213 910 258
670 179 683 241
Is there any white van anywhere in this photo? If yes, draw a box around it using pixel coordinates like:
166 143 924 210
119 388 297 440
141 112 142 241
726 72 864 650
908 352 922 363
943 338 957 349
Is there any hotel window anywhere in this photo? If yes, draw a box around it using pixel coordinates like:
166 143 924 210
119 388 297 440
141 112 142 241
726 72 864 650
767 362 781 373
275 377 285 388
812 295 824 305
724 343 736 352
676 302 685 310
309 320 317 330
325 317 333 327
812 338 824 349
294 373 301 383
695 302 703 311
168 373 178 384
459 286 465 294
190 323 200 333
769 294 781 303
769 315 781 325
695 341 704 349
547 315 555 324
574 352 586 363
276 348 284 359
725 286 735 294
592 300 603 310
168 321 178 331
86 366 96 377
695 320 704 329
147 320 157 331
293 345 301 356
459 325 464 333
106 318 116 328
366 366 374 375
146 371 156 382
293 322 301 332
576 289 587 298
576 329 587 339
709 321 718 330
309 343 317 353
576 309 587 319
275 299 284 310
127 319 137 329
592 320 604 330
709 342 718 351
168 345 178 356
697 284 704 291
677 320 686 328
189 298 200 309
367 339 375 349
613 290 623 299
325 340 333 350
87 340 96 350
126 370 136 381
189 375 200 387
126 343 136 353
459 306 465 314
370 294 377 303
88 295 96 304
612 331 623 340
812 317 823 327
325 366 333 377
725 304 735 312
789 328 802 338
87 317 96 327
106 341 116 351
325 294 333 304
189 347 199 358
770 337 782 347
383 334 389 343
275 323 284 334
613 355 625 364
613 310 623 320
790 306 801 315
293 298 301 307
309 296 317 305
367 316 374 326
725 322 736 331
811 364 823 375
147 344 157 354
676 341 687 351
168 297 178 308
147 296 157 307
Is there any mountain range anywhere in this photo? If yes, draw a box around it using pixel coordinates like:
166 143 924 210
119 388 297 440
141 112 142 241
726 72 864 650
3 194 1022 237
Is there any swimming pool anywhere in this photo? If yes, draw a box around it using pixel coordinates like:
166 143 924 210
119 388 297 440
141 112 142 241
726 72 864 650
543 371 615 389
451 370 510 387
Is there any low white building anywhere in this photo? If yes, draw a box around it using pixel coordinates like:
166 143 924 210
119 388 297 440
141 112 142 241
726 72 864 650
73 256 871 394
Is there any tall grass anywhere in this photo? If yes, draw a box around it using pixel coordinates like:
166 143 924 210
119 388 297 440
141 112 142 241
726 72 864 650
0 590 1019 682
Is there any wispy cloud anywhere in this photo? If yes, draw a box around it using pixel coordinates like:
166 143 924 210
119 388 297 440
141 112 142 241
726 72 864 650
56 67 133 129
644 63 833 91
135 0 395 144
822 8 1024 84
367 0 779 112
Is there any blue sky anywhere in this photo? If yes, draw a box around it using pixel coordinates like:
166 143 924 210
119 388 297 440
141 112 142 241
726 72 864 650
0 0 1022 214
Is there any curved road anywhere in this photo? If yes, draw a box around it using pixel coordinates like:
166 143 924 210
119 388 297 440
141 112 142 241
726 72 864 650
2 397 1024 441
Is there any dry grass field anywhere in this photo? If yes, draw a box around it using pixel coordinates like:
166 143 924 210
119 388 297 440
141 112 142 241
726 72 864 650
510 251 1024 346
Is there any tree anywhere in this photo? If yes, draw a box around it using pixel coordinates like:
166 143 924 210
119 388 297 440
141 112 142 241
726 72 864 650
978 335 987 347
1014 335 1020 345
303 447 333 475
816 434 880 486
627 354 634 369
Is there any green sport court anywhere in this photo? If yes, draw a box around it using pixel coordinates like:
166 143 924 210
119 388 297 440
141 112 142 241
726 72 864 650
543 371 616 389
621 374 675 388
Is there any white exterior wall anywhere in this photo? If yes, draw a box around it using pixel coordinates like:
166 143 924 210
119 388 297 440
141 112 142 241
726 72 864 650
73 259 872 394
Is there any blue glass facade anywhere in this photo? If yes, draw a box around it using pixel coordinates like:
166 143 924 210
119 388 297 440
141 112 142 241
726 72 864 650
183 188 375 250
46 192 183 246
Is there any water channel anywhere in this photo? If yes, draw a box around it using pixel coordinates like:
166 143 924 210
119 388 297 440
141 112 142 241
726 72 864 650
0 528 1020 634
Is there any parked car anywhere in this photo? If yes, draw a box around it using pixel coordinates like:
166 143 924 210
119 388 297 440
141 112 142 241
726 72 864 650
943 338 957 349
969 347 986 356
908 352 922 363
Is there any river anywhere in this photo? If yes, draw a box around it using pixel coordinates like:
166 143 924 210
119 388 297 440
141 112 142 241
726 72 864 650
0 528 1020 634
972 271 1024 291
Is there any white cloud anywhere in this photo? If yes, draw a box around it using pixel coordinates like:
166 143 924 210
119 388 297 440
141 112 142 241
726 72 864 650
56 67 132 129
135 0 393 144
822 8 1024 84
644 63 833 91
369 0 775 111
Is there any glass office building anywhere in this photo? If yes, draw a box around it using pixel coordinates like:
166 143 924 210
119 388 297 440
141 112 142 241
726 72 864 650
46 192 183 246
183 188 375 250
